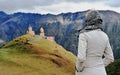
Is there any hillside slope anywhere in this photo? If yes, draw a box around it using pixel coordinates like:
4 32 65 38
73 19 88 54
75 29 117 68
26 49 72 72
0 34 76 75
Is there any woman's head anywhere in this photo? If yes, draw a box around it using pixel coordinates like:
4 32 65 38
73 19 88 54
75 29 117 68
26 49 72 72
84 9 103 30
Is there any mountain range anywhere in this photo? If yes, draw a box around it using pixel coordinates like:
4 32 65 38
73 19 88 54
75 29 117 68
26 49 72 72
0 10 120 59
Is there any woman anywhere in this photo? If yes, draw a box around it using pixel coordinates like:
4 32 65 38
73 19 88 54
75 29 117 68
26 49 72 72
75 10 114 75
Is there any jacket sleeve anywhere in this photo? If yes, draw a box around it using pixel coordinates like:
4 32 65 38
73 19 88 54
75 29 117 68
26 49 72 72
76 33 87 72
103 39 114 67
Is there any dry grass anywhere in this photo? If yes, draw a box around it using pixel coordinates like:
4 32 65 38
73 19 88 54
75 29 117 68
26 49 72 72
0 34 76 75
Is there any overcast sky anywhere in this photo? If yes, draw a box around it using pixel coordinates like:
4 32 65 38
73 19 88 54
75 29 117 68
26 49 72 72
0 0 120 14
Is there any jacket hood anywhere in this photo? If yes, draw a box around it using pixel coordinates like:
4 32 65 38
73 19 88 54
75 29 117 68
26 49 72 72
84 10 103 30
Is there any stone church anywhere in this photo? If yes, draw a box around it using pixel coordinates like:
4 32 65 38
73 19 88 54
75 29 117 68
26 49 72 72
26 26 55 42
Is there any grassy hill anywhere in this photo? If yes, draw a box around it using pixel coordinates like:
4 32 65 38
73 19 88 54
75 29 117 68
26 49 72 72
0 34 76 75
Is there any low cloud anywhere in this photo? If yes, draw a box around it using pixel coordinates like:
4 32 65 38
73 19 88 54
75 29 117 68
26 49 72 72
0 0 120 14
106 0 120 7
0 0 58 13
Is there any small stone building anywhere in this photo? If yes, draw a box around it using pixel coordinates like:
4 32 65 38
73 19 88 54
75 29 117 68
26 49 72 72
39 27 55 42
26 26 35 36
